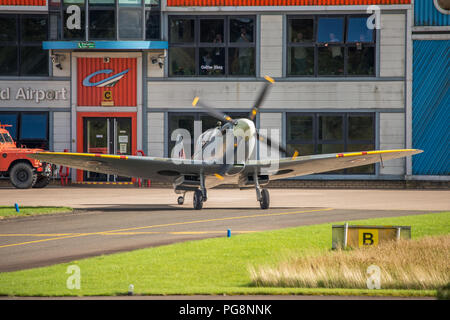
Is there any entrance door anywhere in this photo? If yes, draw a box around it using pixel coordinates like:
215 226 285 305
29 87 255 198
84 117 132 182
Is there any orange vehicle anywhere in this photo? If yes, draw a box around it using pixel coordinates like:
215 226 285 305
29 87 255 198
0 122 53 189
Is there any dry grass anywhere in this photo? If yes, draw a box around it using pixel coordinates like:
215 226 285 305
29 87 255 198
249 235 450 290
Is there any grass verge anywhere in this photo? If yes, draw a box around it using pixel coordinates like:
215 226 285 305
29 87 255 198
249 235 449 290
0 206 73 218
0 211 448 297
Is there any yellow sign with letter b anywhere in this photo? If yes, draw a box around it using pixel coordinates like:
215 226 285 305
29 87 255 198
358 229 379 247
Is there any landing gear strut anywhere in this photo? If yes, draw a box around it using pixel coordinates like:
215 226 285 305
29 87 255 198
193 189 203 210
259 188 270 209
254 171 270 209
193 174 207 210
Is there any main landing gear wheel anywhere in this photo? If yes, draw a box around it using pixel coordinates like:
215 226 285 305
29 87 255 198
259 188 270 210
193 189 203 210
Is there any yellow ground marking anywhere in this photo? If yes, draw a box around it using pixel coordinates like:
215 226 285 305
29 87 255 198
0 233 82 237
214 173 224 180
102 231 258 236
0 231 258 237
0 208 333 249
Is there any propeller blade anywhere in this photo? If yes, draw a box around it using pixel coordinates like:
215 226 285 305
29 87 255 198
192 97 237 125
256 130 288 155
249 75 275 121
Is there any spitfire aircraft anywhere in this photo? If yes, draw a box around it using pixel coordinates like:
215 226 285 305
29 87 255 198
30 76 422 210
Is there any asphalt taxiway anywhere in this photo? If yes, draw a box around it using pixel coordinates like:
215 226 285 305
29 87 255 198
0 187 448 272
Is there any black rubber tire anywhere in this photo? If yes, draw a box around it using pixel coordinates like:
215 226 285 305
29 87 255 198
259 188 270 210
177 196 184 205
193 189 203 210
10 162 36 189
33 175 51 188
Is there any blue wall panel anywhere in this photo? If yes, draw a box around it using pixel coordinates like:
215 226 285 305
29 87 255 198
415 0 450 26
412 40 449 175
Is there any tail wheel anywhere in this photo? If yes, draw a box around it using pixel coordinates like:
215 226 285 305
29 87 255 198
259 188 270 210
193 189 203 210
10 162 36 189
177 196 184 205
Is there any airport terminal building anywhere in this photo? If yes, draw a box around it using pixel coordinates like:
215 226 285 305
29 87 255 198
0 0 448 184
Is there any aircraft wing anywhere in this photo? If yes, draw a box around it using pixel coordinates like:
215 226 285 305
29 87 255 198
242 149 423 179
29 152 223 183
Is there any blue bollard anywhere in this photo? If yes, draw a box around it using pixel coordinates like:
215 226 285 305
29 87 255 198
14 203 19 213
227 229 231 238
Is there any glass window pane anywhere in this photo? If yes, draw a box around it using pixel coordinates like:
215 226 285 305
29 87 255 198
169 18 194 43
199 115 221 132
0 46 18 75
20 46 48 76
347 17 373 43
288 47 314 76
169 114 195 156
64 0 84 3
0 114 18 139
287 144 315 156
348 115 374 141
119 0 142 6
200 19 224 43
228 47 255 76
119 9 142 39
288 19 314 43
317 17 344 43
145 0 160 6
0 16 17 41
169 47 195 76
89 10 115 39
317 144 344 154
287 115 313 141
63 7 85 39
319 116 343 140
346 144 375 174
145 12 160 40
348 46 375 76
199 47 225 76
230 17 254 43
89 0 115 4
20 114 48 140
21 16 47 42
318 46 344 76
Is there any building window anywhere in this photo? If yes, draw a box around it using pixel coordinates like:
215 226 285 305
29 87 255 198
0 14 49 76
287 15 376 77
169 16 256 77
48 0 161 41
0 112 49 149
286 113 375 174
168 112 249 156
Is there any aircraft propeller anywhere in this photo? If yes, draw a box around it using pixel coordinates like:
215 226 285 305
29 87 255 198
192 75 299 159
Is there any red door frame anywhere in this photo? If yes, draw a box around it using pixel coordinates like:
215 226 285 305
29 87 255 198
76 112 137 182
